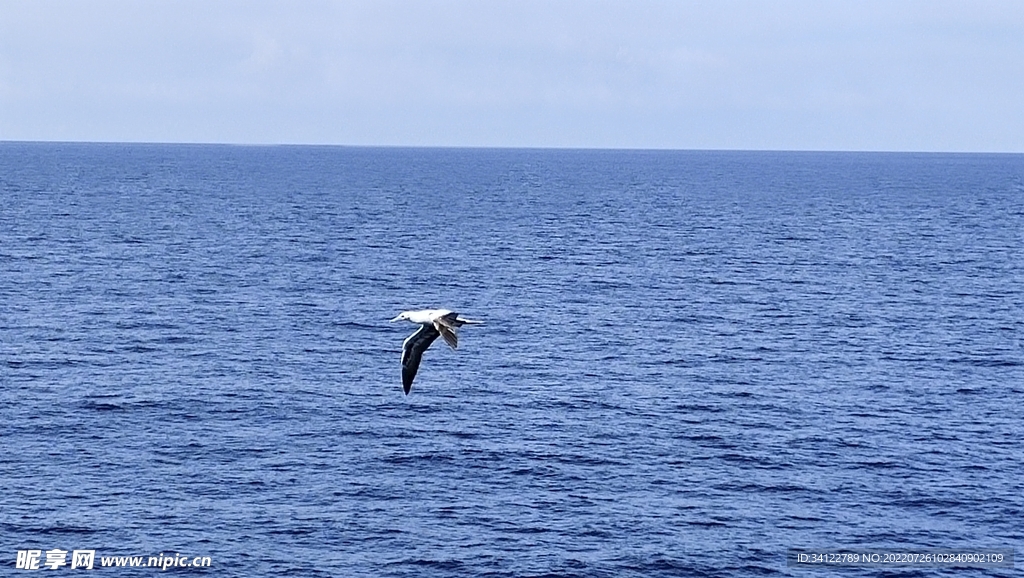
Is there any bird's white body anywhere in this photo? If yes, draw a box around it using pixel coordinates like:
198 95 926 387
394 309 455 325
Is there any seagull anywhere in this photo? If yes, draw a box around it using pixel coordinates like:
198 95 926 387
390 309 483 394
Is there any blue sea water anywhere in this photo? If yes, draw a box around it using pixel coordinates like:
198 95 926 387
2 143 1022 577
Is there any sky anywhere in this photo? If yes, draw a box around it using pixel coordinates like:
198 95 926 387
1 0 1022 151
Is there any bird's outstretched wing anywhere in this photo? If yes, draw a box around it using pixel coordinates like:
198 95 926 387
434 325 458 349
434 312 461 349
401 324 440 394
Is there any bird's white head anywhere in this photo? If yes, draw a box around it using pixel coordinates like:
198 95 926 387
389 312 410 323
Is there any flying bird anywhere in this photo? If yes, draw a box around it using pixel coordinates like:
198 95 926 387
390 309 483 394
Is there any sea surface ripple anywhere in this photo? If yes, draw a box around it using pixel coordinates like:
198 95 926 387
2 144 1022 576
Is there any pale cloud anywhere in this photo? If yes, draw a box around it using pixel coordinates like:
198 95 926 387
0 0 1021 150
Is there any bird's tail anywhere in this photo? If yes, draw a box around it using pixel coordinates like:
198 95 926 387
456 317 483 325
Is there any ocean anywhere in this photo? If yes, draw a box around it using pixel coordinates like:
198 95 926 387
2 143 1022 576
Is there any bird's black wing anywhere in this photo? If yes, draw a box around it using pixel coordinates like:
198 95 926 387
434 312 460 349
401 324 440 394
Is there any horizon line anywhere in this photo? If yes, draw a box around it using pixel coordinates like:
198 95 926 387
2 139 1022 156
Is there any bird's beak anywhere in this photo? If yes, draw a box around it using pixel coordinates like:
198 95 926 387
389 315 402 323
